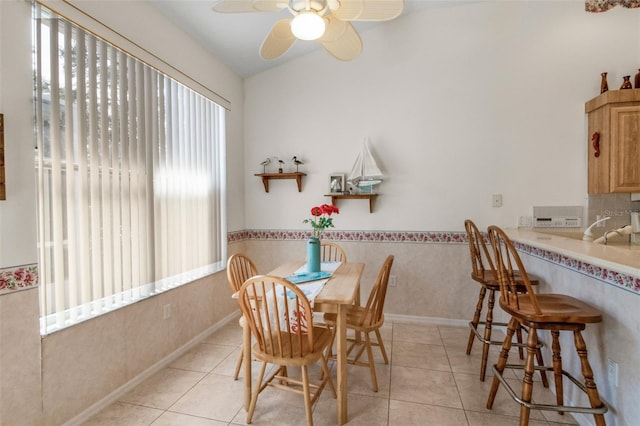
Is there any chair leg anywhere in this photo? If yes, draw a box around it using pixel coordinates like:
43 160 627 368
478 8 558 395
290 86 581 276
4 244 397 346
487 316 518 409
467 285 488 355
534 344 549 388
518 326 539 426
247 361 268 424
301 365 314 426
516 326 525 360
320 351 337 398
551 330 564 412
480 288 496 381
364 332 379 392
574 330 607 426
233 348 243 380
374 328 389 364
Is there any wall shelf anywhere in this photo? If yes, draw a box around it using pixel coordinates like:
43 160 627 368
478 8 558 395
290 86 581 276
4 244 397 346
255 172 306 193
325 193 378 213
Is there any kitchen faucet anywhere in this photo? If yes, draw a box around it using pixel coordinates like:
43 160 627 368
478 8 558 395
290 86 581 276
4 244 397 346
594 225 634 244
582 216 610 241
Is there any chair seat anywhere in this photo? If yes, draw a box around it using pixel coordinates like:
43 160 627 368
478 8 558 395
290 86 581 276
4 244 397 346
324 306 384 333
254 327 333 365
500 293 603 326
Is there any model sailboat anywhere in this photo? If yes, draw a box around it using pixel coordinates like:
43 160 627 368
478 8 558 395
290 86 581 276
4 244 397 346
347 138 384 192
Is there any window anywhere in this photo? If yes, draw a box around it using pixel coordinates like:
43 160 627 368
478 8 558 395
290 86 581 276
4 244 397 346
33 5 227 334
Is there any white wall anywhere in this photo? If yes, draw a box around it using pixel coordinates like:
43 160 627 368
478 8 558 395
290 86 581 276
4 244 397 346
0 0 38 267
0 1 245 423
244 1 640 232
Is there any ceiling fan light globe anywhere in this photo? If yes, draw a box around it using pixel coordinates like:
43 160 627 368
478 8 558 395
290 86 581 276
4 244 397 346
290 12 326 40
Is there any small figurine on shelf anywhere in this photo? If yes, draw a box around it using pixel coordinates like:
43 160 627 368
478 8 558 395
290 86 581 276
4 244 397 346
292 156 304 172
278 159 285 173
635 69 640 89
259 157 271 173
600 72 609 94
621 75 632 90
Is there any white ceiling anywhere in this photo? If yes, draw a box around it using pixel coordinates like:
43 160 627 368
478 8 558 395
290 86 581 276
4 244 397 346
149 1 469 78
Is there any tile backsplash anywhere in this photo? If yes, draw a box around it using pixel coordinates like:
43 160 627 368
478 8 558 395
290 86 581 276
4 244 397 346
587 193 640 230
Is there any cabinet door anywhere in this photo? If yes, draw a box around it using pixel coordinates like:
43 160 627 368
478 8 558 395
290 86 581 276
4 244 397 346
587 106 610 193
610 105 640 192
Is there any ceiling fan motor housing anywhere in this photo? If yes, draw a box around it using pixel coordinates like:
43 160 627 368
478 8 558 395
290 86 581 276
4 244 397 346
289 0 328 15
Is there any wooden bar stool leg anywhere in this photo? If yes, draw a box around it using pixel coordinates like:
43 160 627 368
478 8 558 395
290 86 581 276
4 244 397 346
551 330 564 412
519 327 539 426
574 330 607 426
480 288 496 381
516 326 525 360
487 317 519 409
466 285 488 355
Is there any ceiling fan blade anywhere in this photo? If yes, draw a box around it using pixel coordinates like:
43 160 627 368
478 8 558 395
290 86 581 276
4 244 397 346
319 15 362 61
212 0 286 13
260 19 296 59
331 0 404 21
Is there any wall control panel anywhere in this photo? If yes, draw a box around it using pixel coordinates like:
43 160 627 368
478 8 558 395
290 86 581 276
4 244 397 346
533 217 582 228
532 206 583 228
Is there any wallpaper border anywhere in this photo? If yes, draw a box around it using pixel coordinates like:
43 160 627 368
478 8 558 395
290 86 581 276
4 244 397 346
229 229 640 295
0 263 39 296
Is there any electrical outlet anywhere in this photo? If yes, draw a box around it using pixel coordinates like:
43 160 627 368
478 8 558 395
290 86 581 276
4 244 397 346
607 358 618 387
163 304 171 320
492 194 503 208
389 275 397 287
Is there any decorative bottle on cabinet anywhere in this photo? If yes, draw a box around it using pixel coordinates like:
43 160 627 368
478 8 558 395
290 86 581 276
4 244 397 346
600 72 609 94
621 76 632 90
635 69 640 89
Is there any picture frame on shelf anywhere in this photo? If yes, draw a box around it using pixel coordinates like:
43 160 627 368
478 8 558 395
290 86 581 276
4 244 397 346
328 173 345 194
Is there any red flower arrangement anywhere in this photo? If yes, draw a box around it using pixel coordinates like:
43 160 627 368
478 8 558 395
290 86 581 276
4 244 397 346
303 204 339 238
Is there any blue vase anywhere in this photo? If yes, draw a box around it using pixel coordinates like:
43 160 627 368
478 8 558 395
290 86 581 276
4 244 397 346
307 237 321 273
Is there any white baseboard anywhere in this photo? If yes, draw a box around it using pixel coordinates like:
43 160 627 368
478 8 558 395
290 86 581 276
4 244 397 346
62 311 240 426
385 313 468 328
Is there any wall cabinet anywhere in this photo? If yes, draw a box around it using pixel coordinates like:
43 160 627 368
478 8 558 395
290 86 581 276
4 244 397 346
586 89 640 193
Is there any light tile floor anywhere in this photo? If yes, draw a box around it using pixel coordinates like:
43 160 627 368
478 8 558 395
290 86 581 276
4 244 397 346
83 321 580 425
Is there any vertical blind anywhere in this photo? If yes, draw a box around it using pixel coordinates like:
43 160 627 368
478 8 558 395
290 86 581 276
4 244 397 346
33 5 227 334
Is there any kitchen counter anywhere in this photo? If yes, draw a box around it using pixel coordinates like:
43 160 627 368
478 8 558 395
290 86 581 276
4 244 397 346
505 228 640 281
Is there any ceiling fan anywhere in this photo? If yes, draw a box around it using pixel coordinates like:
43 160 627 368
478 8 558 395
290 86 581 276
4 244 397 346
212 0 404 61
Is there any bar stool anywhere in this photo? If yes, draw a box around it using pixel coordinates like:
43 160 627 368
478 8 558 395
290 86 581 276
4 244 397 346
464 220 547 383
485 225 608 425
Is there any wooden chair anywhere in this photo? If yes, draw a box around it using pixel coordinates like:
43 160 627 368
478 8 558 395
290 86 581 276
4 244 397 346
464 219 546 383
320 241 347 263
238 275 336 426
485 226 607 425
226 253 259 380
324 255 394 392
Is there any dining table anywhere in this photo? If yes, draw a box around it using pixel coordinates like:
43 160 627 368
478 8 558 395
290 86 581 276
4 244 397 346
240 260 365 426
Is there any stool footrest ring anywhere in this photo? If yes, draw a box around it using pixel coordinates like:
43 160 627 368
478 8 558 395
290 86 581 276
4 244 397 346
492 364 608 415
468 321 543 349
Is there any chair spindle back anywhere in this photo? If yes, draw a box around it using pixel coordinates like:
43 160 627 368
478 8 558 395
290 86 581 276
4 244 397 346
227 253 259 293
464 219 496 281
238 275 316 359
487 226 542 315
320 242 348 263
359 255 394 327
